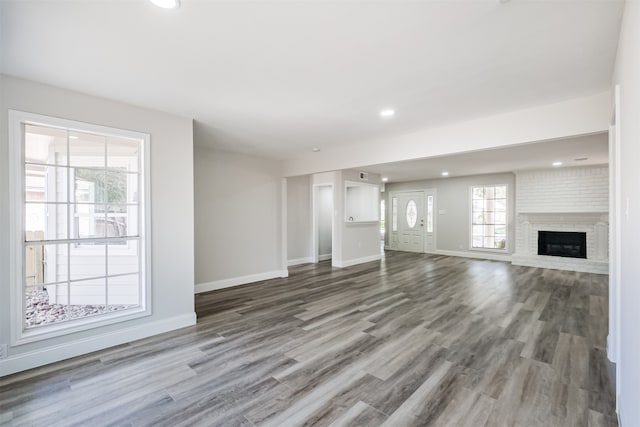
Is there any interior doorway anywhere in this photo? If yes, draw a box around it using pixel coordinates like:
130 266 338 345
313 184 334 263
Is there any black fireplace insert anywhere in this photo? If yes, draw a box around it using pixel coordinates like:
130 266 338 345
538 231 587 259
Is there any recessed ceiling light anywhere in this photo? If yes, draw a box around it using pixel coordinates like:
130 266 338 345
69 135 79 140
312 147 320 152
150 0 180 9
552 161 563 167
381 177 389 182
379 109 395 118
441 171 449 177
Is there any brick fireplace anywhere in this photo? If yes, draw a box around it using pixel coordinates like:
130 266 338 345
511 166 609 273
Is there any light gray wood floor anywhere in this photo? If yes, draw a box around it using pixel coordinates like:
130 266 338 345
0 252 617 426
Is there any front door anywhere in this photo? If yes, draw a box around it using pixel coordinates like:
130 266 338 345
398 192 424 252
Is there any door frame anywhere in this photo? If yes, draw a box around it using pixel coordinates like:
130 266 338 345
388 188 437 253
311 183 335 264
608 84 621 408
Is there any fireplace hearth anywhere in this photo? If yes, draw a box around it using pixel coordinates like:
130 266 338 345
538 231 587 259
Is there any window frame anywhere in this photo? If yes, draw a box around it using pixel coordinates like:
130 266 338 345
468 184 509 252
9 110 153 346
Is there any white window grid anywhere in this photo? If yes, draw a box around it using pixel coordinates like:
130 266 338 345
9 110 152 345
471 185 508 250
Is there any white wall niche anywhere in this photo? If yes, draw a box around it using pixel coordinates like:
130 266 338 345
344 180 380 223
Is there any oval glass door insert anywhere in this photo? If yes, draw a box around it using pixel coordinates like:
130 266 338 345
406 200 417 228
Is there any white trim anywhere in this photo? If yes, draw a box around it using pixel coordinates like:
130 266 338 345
0 312 196 377
288 257 312 266
429 249 513 262
610 84 622 408
608 335 615 363
281 178 288 274
467 246 510 254
312 183 335 264
14 307 152 346
608 123 618 364
194 270 289 294
8 111 22 349
332 253 382 268
318 253 332 261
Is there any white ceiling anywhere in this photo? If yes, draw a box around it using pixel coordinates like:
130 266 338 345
360 132 608 182
0 0 623 159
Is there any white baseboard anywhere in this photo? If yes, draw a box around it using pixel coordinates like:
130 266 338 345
288 257 312 266
318 253 332 261
607 334 617 363
333 253 382 268
0 312 197 377
429 249 513 262
195 270 289 293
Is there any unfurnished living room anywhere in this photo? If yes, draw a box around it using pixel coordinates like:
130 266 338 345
0 0 639 426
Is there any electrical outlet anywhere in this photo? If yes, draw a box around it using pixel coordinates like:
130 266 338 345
0 344 7 359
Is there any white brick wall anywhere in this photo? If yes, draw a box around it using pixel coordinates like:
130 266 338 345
513 166 609 273
516 166 609 213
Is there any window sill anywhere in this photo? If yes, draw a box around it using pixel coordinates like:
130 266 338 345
469 247 509 253
13 306 151 347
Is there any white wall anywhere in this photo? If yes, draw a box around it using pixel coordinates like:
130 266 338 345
307 170 381 267
193 144 286 292
0 75 196 375
317 185 333 259
337 170 382 266
287 175 311 264
612 2 640 425
283 92 611 177
385 173 515 255
345 184 379 222
516 166 609 213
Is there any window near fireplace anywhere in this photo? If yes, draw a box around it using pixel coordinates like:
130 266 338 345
471 185 507 250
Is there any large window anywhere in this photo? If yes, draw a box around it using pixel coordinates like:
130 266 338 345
471 185 507 250
10 111 150 343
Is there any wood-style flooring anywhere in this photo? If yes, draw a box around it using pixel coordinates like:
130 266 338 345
0 252 617 426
